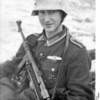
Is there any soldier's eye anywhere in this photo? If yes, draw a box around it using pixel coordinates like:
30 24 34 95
39 11 45 14
49 10 56 14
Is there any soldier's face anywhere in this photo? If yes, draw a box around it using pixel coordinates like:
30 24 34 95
38 10 62 34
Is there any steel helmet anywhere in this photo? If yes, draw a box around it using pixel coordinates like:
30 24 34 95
32 0 69 16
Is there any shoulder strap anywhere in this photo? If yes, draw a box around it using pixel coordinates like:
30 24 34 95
63 30 70 57
51 29 70 100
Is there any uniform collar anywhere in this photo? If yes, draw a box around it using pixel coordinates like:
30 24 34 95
38 25 67 46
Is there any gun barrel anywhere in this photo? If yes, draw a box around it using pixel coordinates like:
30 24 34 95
16 20 26 41
16 20 50 100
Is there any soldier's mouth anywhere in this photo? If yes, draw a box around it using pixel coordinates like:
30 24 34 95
45 24 53 28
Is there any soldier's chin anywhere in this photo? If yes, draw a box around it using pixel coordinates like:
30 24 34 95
46 26 54 31
45 29 54 34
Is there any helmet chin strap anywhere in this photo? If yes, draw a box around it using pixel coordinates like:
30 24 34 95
56 21 62 31
54 11 64 34
54 12 65 33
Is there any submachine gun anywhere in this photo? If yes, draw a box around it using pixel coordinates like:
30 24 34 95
15 20 50 100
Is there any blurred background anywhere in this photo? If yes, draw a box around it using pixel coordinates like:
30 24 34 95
0 0 95 70
0 0 97 98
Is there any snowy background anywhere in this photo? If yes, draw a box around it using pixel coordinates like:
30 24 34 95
0 0 95 69
1 0 100 98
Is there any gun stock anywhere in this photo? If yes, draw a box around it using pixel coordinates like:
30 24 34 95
16 20 50 100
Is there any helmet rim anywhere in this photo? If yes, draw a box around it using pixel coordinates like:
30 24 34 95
31 0 69 16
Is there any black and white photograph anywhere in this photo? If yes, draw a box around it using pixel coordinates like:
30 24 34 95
0 0 96 100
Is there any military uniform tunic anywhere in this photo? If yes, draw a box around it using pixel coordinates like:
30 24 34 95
0 26 94 100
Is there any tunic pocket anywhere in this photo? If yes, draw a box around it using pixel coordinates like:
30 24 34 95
42 59 59 72
41 58 61 87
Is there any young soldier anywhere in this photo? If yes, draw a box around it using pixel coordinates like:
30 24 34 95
0 0 94 100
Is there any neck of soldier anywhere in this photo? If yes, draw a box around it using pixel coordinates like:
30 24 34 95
45 25 63 40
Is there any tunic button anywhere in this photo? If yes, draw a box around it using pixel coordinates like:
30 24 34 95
40 53 43 56
51 68 55 72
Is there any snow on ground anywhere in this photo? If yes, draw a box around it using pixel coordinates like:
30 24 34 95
0 0 95 71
